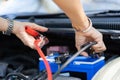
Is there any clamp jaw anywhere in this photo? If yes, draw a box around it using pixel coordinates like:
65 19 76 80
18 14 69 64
25 26 49 47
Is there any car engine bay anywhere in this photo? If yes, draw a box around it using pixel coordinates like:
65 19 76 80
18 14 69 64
0 12 120 80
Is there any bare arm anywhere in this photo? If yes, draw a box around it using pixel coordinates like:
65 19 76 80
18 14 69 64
53 0 106 53
0 17 8 31
53 0 89 31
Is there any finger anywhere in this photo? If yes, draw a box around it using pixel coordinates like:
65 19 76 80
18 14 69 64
30 23 48 32
76 37 87 50
75 32 87 50
80 51 89 57
92 41 106 53
16 31 35 49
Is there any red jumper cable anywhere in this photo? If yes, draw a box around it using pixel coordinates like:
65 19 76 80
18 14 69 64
25 26 52 80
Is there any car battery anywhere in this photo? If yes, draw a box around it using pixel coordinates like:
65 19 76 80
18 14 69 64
39 54 105 80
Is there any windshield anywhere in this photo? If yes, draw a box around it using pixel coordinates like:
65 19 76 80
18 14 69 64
0 0 120 16
82 0 120 11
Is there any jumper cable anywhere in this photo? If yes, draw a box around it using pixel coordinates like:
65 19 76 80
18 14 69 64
25 26 52 80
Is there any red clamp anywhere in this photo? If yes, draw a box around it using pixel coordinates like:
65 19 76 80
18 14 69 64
25 26 41 39
25 26 49 45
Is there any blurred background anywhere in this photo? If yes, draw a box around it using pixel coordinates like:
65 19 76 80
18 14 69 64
0 0 120 15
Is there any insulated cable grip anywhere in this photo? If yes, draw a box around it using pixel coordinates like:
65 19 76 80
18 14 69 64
25 26 52 80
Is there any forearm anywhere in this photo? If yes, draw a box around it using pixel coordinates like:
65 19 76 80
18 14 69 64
0 17 8 31
53 0 89 31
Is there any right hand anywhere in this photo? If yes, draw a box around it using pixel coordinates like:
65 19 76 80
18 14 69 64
75 27 106 56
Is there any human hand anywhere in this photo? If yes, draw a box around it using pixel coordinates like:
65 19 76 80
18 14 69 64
12 21 48 49
75 27 106 56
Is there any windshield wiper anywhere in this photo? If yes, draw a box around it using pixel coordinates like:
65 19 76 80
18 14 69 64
15 12 67 19
87 10 120 17
0 12 67 19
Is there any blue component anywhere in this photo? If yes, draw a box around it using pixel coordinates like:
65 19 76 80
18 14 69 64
39 54 105 80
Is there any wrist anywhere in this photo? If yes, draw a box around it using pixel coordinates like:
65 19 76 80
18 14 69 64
2 18 14 36
73 18 92 33
12 21 20 34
